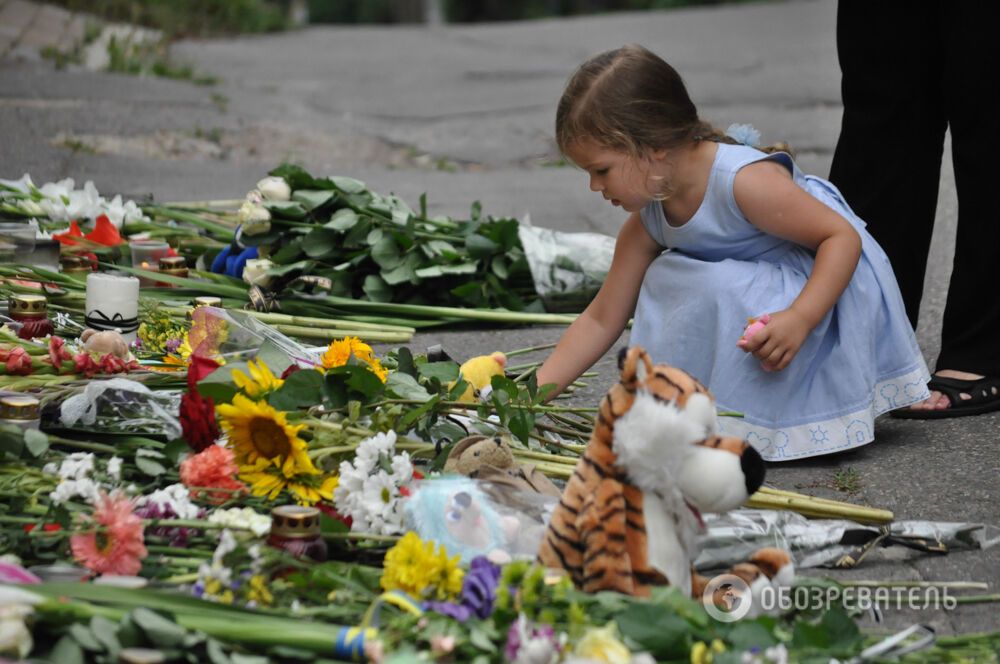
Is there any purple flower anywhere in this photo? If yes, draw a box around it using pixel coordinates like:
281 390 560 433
165 338 182 353
134 502 203 547
423 556 501 622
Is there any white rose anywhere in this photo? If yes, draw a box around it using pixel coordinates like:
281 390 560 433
256 176 291 202
238 201 272 236
242 258 274 287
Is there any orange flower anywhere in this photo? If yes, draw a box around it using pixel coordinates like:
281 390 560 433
180 445 247 504
70 492 147 576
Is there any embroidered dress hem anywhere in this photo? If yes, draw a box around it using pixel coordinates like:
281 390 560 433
716 364 930 461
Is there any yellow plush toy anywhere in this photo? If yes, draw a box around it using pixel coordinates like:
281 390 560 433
453 352 507 402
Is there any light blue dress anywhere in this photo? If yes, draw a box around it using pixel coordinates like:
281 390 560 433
633 143 930 461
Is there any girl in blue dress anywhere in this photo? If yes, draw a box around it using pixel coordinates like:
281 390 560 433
536 44 930 461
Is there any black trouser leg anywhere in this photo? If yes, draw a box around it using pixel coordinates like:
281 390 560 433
935 5 1000 375
828 1 947 328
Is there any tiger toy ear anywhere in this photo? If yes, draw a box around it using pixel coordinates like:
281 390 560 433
618 346 653 387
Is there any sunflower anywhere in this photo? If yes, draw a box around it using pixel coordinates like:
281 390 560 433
216 394 313 471
321 336 389 382
238 456 338 506
232 358 284 399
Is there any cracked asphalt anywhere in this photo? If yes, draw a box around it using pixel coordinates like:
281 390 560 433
2 0 998 635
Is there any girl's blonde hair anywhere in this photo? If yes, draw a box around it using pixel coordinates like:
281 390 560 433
556 44 791 161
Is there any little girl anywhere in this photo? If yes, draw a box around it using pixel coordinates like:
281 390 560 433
536 44 930 461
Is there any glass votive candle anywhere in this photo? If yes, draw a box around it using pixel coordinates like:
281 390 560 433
129 240 171 286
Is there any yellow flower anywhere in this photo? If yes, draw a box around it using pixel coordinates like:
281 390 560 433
321 336 388 382
574 623 631 664
232 358 284 399
380 532 464 600
690 640 726 664
246 574 273 606
216 394 312 470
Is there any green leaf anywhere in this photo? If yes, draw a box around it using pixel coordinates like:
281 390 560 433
197 362 244 404
465 233 500 258
385 372 432 401
90 615 121 654
326 208 359 231
490 255 509 279
791 619 828 650
302 228 341 259
370 235 402 270
292 189 335 212
366 227 384 246
468 626 497 653
319 512 349 535
726 622 777 651
821 606 862 654
399 395 441 430
50 635 86 664
418 361 459 383
381 255 419 285
395 346 417 378
135 449 167 477
68 624 102 651
206 638 233 664
24 428 49 457
255 339 294 377
615 605 690 658
362 274 392 302
329 176 367 194
264 200 307 219
133 607 188 648
268 368 325 411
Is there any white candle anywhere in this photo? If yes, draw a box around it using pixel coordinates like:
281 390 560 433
85 272 140 344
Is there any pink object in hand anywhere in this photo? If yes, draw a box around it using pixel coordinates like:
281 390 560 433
738 313 771 347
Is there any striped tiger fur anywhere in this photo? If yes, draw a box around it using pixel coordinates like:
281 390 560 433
537 346 779 598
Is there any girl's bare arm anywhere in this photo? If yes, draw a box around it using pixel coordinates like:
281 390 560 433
537 212 663 395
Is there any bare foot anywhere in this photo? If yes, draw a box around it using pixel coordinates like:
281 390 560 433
906 369 984 411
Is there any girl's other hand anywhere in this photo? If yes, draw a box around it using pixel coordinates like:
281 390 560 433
737 308 811 372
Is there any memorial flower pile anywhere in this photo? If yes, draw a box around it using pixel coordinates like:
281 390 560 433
0 171 996 664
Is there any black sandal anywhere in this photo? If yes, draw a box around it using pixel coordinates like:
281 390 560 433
892 375 1000 419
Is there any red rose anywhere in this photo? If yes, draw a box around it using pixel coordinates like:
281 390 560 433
180 391 220 452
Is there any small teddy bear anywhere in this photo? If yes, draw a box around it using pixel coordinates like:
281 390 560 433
80 329 130 360
444 435 517 476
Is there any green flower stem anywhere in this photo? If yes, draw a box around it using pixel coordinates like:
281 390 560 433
144 205 235 238
317 294 578 326
510 448 578 465
323 532 400 544
833 580 989 590
144 518 253 532
273 325 412 343
227 310 416 334
146 545 214 558
160 572 202 584
532 420 591 441
0 514 38 524
46 435 119 455
377 398 598 414
503 342 558 358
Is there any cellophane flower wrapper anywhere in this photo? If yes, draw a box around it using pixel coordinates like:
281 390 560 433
517 218 615 313
58 377 182 439
694 508 1000 571
190 306 318 369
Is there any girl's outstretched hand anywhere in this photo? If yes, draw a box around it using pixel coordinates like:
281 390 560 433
737 308 811 372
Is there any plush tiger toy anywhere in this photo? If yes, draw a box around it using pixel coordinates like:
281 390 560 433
537 346 793 600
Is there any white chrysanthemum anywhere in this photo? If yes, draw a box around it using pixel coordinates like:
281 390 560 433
355 430 397 467
49 478 101 505
207 507 270 537
140 483 200 520
106 456 123 482
390 451 413 485
56 453 95 480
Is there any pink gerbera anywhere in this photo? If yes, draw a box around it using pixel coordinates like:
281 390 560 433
70 491 147 576
180 445 247 504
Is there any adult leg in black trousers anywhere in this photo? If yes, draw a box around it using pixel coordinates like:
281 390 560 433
830 1 1000 417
